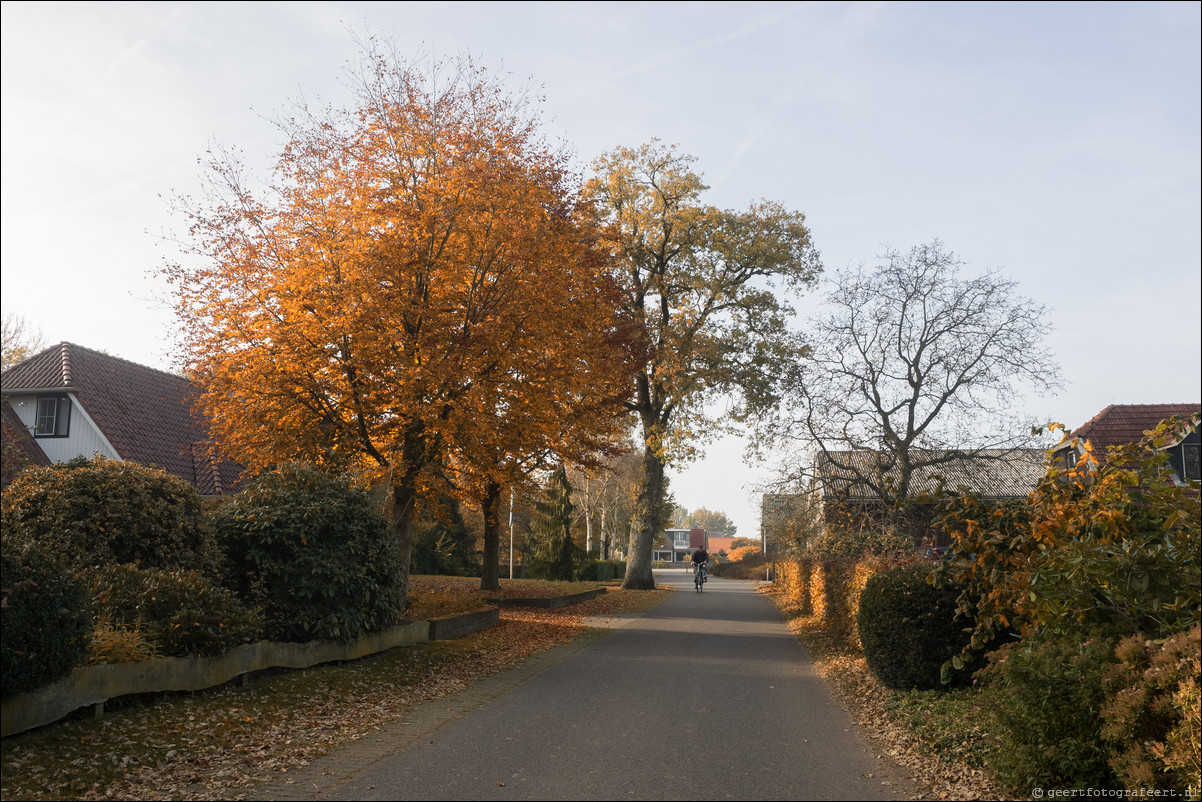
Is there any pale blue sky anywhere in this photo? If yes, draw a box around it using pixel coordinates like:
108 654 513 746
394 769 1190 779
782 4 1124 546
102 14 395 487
3 2 1199 535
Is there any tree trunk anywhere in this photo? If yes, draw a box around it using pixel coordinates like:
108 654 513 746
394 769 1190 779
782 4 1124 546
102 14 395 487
600 507 608 560
389 479 417 611
480 481 503 591
622 441 664 590
584 476 594 554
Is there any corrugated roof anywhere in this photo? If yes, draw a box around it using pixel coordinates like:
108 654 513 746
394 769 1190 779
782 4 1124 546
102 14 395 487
1 343 241 494
814 448 1047 499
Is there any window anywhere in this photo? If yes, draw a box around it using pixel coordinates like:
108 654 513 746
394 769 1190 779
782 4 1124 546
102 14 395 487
34 395 71 438
1184 444 1200 481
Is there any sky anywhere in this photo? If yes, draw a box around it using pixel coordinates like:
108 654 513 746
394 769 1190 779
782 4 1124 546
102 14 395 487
3 1 1199 538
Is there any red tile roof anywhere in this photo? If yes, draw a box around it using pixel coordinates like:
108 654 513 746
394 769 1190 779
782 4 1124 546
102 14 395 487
1 400 53 486
1 343 241 494
1072 404 1200 456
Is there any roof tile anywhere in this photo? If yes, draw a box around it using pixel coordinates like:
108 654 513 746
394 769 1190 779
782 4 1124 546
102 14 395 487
1 343 242 494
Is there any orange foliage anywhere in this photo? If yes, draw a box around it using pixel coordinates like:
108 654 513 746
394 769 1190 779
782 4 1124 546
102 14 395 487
165 47 637 602
725 544 760 563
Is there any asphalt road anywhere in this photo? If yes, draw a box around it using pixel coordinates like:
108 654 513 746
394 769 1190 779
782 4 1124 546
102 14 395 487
293 570 911 801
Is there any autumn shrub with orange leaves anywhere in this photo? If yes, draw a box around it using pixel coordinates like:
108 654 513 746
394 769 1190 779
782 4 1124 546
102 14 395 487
934 414 1201 796
934 414 1200 669
1102 625 1201 796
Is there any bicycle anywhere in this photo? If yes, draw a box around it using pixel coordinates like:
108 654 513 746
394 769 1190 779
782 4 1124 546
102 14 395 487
693 561 707 592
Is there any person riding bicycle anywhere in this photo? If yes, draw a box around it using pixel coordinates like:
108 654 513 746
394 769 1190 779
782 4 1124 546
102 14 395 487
691 545 709 583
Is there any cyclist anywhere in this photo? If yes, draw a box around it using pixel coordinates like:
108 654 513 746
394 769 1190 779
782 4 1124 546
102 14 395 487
691 544 709 584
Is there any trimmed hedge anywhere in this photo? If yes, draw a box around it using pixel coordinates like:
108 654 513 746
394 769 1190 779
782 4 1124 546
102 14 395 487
857 563 974 690
214 464 403 643
1 539 92 695
578 560 625 581
0 457 219 575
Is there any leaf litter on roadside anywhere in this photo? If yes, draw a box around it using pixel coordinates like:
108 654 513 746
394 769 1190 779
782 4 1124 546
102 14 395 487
0 584 670 801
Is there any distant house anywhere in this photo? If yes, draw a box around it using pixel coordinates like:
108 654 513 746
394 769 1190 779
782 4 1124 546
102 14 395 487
810 448 1047 549
1050 403 1200 484
652 528 706 563
0 342 240 495
706 535 737 557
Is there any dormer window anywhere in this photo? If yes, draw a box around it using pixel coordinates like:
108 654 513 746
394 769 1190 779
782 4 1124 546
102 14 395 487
1184 444 1200 481
34 394 71 437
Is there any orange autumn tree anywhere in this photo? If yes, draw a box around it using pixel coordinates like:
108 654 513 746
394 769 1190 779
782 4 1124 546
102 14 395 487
165 48 634 606
446 227 640 591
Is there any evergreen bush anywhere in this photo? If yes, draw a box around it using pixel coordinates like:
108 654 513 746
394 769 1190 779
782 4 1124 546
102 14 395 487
86 564 263 657
1 539 92 695
857 563 974 690
980 635 1119 793
411 496 477 577
0 457 219 575
214 463 403 642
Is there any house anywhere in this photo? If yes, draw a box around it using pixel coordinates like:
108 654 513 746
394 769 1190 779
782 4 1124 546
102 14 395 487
0 342 240 495
706 535 737 558
652 527 706 563
1050 403 1200 484
1 400 52 486
765 449 1048 550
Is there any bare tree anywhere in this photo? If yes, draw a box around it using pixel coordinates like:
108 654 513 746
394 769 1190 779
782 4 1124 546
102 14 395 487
1 314 46 372
755 240 1061 512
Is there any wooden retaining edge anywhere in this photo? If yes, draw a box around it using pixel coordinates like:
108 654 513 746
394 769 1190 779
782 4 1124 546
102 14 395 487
2 620 430 738
485 587 607 608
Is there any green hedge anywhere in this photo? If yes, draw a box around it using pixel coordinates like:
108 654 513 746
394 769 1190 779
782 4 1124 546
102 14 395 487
2 539 92 695
578 560 626 581
214 464 403 642
858 563 974 690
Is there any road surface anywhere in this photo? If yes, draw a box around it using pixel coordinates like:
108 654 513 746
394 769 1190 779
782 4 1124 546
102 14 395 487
269 570 912 801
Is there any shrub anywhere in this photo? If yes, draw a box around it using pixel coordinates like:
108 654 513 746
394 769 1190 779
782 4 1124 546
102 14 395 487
803 524 914 560
578 560 625 581
1 539 92 695
1101 625 1201 796
411 495 477 577
86 618 158 665
709 553 768 580
86 564 263 657
980 635 1119 794
214 463 403 642
935 414 1202 669
0 457 220 575
858 563 975 690
726 544 761 563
